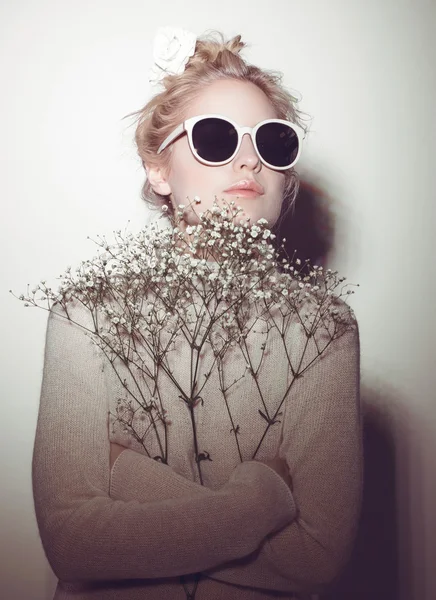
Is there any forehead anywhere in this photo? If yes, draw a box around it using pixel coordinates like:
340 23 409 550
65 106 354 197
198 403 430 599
183 79 277 126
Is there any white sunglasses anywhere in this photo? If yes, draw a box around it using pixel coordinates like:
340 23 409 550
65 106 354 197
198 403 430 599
157 113 304 170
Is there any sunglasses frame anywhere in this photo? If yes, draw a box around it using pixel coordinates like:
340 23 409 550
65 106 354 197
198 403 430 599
157 113 305 171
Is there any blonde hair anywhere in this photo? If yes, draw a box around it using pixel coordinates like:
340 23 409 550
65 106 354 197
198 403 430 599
124 30 310 232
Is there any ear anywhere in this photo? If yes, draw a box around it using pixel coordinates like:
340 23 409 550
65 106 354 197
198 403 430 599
146 164 172 196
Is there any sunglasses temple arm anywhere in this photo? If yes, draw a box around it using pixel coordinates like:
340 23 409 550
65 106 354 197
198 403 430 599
157 123 186 155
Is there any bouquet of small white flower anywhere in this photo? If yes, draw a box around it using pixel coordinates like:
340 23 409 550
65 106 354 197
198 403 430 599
13 198 358 477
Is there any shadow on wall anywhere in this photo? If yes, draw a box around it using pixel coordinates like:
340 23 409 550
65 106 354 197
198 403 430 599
280 179 399 600
323 388 399 600
275 179 336 272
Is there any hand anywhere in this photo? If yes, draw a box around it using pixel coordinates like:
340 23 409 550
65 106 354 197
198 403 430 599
259 456 293 491
110 442 126 470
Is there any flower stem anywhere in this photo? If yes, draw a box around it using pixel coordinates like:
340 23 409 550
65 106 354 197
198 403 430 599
188 403 204 485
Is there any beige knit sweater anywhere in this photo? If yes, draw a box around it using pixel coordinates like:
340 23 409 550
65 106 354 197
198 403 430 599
32 275 362 600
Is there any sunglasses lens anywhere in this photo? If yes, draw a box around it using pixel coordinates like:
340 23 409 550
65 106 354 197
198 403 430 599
256 122 299 168
192 118 238 162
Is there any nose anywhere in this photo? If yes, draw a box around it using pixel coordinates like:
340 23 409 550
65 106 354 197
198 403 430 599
232 133 261 173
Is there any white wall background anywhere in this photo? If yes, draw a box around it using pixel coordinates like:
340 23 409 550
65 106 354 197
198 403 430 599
1 1 435 599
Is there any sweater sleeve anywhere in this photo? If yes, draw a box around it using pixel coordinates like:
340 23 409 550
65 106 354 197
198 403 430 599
109 306 363 595
32 302 296 584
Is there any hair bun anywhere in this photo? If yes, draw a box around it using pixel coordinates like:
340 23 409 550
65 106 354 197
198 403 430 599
187 31 247 67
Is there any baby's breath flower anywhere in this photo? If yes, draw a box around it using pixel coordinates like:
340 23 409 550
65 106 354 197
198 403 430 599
14 195 358 470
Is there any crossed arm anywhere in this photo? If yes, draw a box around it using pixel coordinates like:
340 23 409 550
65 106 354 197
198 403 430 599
33 301 362 595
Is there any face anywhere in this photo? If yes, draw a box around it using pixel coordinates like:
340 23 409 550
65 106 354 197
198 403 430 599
147 79 286 230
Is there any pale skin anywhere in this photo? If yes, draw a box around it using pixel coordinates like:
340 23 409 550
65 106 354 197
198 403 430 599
110 78 292 491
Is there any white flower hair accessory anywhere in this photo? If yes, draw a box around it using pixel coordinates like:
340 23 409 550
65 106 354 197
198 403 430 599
149 27 197 86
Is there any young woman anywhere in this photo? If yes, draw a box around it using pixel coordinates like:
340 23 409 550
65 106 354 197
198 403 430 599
32 29 362 600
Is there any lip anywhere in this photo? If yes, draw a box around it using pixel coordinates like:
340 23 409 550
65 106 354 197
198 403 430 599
224 179 265 196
